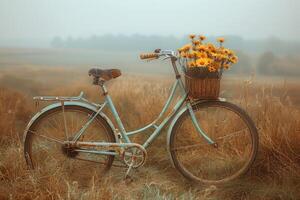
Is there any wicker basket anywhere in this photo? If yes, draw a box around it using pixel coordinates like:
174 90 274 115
185 68 221 99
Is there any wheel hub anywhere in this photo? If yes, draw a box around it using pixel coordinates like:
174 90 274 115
62 144 78 157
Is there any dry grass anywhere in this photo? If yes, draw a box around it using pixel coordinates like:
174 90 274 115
0 66 299 199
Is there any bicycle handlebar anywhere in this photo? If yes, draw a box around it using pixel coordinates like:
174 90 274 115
140 53 159 60
140 50 177 61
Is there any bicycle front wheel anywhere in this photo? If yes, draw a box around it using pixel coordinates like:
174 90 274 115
169 101 258 184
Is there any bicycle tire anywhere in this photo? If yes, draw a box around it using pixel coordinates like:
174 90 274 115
169 100 258 184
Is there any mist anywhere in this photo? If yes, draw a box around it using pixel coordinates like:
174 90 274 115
0 0 300 48
0 0 300 77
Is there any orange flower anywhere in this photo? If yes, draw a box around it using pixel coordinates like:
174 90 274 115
206 43 216 51
223 63 230 69
196 45 206 51
188 61 196 67
222 48 230 55
180 52 187 58
196 52 207 59
212 62 221 69
216 54 227 61
206 58 212 65
217 37 225 43
229 55 238 64
210 48 217 54
190 50 197 57
199 35 206 41
210 52 218 58
196 58 209 67
182 44 191 52
192 40 200 45
208 66 217 72
187 52 197 59
189 34 196 39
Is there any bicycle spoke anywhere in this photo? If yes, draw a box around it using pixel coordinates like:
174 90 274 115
52 116 63 132
217 128 248 140
172 128 248 152
28 130 64 144
47 118 61 133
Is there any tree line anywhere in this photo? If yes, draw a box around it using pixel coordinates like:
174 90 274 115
51 35 300 76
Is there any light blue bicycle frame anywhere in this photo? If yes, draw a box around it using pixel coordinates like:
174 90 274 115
71 58 215 155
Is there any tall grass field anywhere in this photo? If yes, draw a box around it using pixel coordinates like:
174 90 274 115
0 50 299 199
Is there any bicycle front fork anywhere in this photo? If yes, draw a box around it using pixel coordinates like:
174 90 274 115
186 103 218 147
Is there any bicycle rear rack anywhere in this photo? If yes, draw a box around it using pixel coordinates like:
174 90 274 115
34 91 85 102
33 91 101 110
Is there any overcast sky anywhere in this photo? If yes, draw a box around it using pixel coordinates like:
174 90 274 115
0 0 299 41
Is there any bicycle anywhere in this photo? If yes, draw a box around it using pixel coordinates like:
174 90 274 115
23 49 258 184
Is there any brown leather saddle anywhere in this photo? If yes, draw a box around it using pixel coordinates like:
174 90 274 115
88 68 121 81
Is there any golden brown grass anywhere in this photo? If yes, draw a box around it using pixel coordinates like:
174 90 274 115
0 67 299 199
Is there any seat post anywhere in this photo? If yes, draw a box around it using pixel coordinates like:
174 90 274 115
99 80 108 96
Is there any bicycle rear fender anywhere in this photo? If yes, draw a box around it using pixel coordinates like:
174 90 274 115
23 101 116 143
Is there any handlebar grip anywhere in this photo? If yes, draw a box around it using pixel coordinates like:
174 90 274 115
140 53 159 60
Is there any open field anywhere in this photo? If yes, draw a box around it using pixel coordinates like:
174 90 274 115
0 66 299 199
0 48 299 199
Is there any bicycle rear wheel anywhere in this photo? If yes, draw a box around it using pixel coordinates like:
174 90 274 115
24 105 116 180
169 101 258 184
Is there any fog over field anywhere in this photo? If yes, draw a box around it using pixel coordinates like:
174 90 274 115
0 1 299 199
1 0 300 41
0 0 300 77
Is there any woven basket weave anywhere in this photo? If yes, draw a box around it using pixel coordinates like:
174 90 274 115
185 68 221 99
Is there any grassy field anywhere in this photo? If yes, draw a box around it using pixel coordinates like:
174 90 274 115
0 50 299 199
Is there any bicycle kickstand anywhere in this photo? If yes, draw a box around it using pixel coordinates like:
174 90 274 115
124 163 133 179
124 162 134 181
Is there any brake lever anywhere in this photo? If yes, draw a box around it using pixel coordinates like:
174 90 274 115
160 55 171 61
163 56 171 60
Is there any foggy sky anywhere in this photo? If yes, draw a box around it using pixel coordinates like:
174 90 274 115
0 0 299 41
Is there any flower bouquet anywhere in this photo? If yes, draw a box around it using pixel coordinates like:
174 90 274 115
178 34 238 99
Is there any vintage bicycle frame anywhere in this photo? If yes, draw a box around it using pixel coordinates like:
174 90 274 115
71 56 215 154
29 55 215 158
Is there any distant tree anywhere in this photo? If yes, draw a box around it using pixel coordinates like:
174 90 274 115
65 36 75 48
228 51 253 74
257 52 277 75
51 36 64 48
